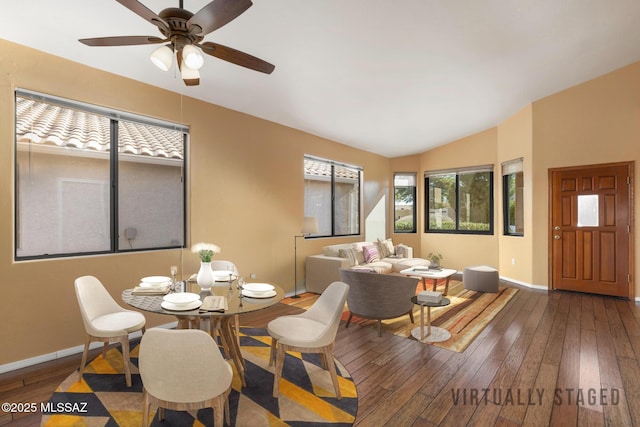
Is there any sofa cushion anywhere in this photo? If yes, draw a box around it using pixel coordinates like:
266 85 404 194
338 248 359 267
352 241 373 252
363 245 381 263
351 241 373 264
322 243 354 257
377 238 395 258
395 244 410 258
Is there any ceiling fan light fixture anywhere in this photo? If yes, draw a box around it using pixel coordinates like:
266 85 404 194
182 44 204 70
181 59 200 79
150 45 173 71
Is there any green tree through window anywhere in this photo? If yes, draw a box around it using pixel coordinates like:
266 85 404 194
426 168 493 234
394 173 416 233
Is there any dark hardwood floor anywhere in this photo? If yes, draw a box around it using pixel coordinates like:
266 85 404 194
2 283 640 426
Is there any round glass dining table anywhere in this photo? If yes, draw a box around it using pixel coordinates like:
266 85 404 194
122 280 284 386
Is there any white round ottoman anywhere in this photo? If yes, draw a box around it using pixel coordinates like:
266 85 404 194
463 265 499 293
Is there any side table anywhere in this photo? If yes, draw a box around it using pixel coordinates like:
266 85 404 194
410 296 451 343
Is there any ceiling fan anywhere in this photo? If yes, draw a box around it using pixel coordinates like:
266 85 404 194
79 0 275 86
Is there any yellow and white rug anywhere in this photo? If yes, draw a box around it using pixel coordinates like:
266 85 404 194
41 328 357 426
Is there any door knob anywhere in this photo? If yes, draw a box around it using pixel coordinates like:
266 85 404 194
554 235 561 240
554 226 560 230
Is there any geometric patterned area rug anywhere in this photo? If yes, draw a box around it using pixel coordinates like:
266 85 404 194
286 280 518 353
41 328 357 426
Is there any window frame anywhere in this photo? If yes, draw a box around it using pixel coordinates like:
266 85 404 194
393 172 417 233
502 158 524 237
304 155 362 238
424 165 494 235
14 89 188 261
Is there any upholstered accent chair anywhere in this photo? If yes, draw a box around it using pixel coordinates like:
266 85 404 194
139 328 232 427
268 281 350 399
74 275 146 387
339 268 420 337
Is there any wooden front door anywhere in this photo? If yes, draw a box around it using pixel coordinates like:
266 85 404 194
550 162 633 298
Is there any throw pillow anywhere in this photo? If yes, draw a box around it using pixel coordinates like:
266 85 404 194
338 248 359 267
363 245 380 264
377 238 394 258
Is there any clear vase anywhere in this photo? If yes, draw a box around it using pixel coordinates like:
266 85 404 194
196 261 214 290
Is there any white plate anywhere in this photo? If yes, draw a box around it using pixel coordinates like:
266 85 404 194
163 292 200 305
243 283 274 293
161 300 202 311
242 289 277 299
212 270 235 281
141 276 172 285
138 281 168 288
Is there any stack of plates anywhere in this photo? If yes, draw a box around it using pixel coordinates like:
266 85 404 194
161 292 202 311
139 276 171 288
242 283 276 299
213 270 236 282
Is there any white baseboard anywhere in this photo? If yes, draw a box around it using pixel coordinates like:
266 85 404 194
499 276 549 292
0 321 178 375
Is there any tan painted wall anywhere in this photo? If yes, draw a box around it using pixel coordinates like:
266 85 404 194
531 61 640 290
0 39 389 365
497 105 534 285
3 35 640 368
411 60 640 292
417 128 499 271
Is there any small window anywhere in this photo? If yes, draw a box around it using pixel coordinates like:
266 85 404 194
304 156 361 237
425 166 493 234
502 159 524 236
394 173 416 233
15 90 187 260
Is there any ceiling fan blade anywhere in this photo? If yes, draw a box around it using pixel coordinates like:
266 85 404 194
188 0 253 35
200 42 275 74
78 36 168 46
115 0 169 33
79 36 165 47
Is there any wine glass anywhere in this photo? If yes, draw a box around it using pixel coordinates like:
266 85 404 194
237 277 245 296
228 264 235 290
170 265 178 291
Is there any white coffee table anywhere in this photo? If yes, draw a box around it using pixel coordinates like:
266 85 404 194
400 267 457 295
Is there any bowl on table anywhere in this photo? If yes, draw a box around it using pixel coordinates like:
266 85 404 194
242 283 276 298
161 292 202 311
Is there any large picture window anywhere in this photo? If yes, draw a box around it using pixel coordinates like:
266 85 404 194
502 158 524 236
394 173 416 233
425 166 493 234
304 156 361 237
15 89 187 260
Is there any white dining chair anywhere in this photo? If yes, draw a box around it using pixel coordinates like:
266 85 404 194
74 275 146 387
268 281 350 399
139 328 232 427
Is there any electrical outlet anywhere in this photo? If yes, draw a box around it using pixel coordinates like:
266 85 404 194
511 258 516 265
250 273 256 279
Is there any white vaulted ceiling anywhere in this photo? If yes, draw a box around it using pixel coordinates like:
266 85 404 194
2 0 640 157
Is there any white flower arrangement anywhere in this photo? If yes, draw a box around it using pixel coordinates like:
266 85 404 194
191 242 221 262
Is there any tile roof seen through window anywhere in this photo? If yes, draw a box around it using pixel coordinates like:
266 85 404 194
15 97 183 159
304 159 359 180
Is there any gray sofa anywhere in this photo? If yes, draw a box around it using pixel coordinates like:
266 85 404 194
305 239 429 294
339 268 420 337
